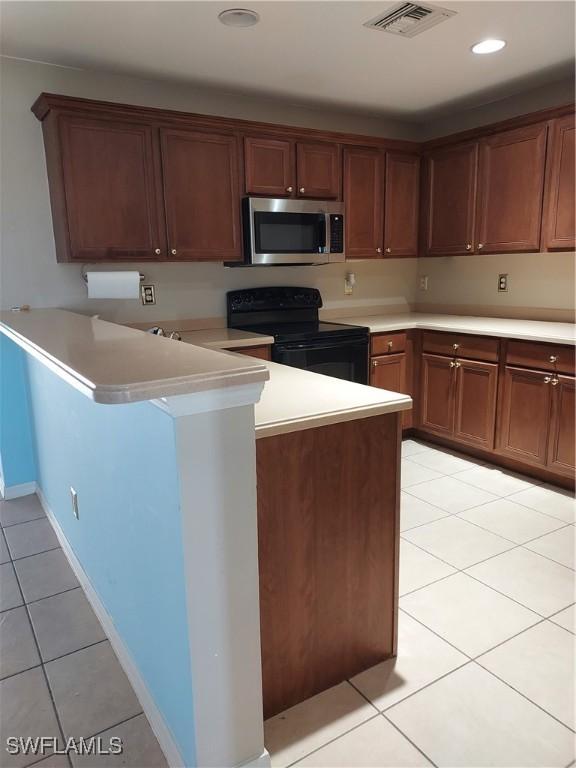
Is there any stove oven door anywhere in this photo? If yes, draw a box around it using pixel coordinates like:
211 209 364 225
273 338 369 384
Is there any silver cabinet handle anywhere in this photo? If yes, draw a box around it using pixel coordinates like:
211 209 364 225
478 243 484 249
551 377 559 386
299 187 305 194
549 355 558 364
453 343 460 351
385 247 392 254
544 376 552 384
372 359 378 367
376 247 382 253
286 186 293 193
449 360 456 368
171 249 177 256
387 341 393 351
466 243 472 250
154 248 161 255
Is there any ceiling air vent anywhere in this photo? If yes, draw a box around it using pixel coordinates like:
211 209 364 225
364 2 456 37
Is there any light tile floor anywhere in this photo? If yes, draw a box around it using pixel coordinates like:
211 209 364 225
1 442 574 768
264 440 576 768
0 495 167 768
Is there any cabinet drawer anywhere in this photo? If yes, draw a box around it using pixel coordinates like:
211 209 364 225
422 331 499 362
371 332 406 356
225 345 271 360
506 341 574 374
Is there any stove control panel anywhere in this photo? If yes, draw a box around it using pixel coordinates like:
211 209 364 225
227 286 322 315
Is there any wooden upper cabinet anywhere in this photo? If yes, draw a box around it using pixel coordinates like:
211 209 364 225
57 115 166 262
384 153 420 257
296 142 340 199
497 366 552 466
548 375 575 477
344 146 384 259
244 137 294 197
424 143 478 256
476 123 548 253
543 115 576 250
161 129 242 261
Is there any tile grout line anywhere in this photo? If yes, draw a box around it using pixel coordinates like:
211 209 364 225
1 513 47 529
282 712 382 768
471 659 576 735
6 544 62 563
381 712 440 768
8 543 73 768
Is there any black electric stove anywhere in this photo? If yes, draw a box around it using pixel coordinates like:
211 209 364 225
227 287 369 384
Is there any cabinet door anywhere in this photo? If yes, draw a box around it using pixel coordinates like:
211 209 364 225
548 375 575 477
453 359 498 450
59 115 166 261
343 147 384 259
371 353 411 429
384 153 420 257
476 123 548 253
424 143 478 256
497 367 552 466
244 137 294 196
420 354 455 436
161 129 242 261
543 115 575 250
296 142 340 199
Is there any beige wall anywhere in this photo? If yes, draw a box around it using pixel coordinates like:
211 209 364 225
0 57 419 323
1 57 574 325
416 252 575 320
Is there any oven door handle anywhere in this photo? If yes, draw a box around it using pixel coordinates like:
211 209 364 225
276 339 367 352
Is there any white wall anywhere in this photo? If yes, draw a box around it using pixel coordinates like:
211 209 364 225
0 57 419 323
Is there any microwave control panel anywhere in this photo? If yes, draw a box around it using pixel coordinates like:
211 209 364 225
330 215 344 253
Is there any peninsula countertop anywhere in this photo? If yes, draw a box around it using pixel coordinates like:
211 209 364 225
0 309 269 404
253 360 411 439
326 312 576 345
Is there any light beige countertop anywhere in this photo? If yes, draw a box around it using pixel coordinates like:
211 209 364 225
328 312 576 345
179 327 275 349
0 309 269 404
254 360 411 439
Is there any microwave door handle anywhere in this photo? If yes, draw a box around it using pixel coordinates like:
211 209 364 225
323 212 330 254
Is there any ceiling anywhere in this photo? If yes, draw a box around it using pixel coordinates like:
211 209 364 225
1 1 574 120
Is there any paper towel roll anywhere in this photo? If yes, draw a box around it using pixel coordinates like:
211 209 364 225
86 271 141 300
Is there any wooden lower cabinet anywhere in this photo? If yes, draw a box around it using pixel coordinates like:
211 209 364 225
370 352 412 428
497 367 552 466
256 414 400 718
420 354 498 449
548 375 575 477
453 359 498 449
420 354 455 436
225 344 271 360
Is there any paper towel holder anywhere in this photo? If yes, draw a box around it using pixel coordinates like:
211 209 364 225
81 267 146 284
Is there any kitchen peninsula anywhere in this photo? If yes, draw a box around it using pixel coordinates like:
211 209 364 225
0 308 410 763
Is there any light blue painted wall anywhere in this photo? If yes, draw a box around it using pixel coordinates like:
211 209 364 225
0 335 37 489
22 349 196 766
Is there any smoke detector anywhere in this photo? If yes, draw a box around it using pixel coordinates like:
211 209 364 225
364 2 456 38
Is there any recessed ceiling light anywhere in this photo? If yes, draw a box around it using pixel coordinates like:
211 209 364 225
218 8 260 27
471 38 506 55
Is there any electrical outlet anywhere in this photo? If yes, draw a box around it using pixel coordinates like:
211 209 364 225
419 275 429 291
344 272 355 295
70 487 79 520
498 273 509 292
141 284 156 305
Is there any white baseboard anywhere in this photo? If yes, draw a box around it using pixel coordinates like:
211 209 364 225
36 489 186 768
1 480 37 500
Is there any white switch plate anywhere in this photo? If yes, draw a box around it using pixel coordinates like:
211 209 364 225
419 276 429 291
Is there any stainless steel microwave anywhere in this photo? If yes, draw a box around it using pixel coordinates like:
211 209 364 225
239 197 345 266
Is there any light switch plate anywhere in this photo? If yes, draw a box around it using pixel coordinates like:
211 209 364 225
419 276 429 291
